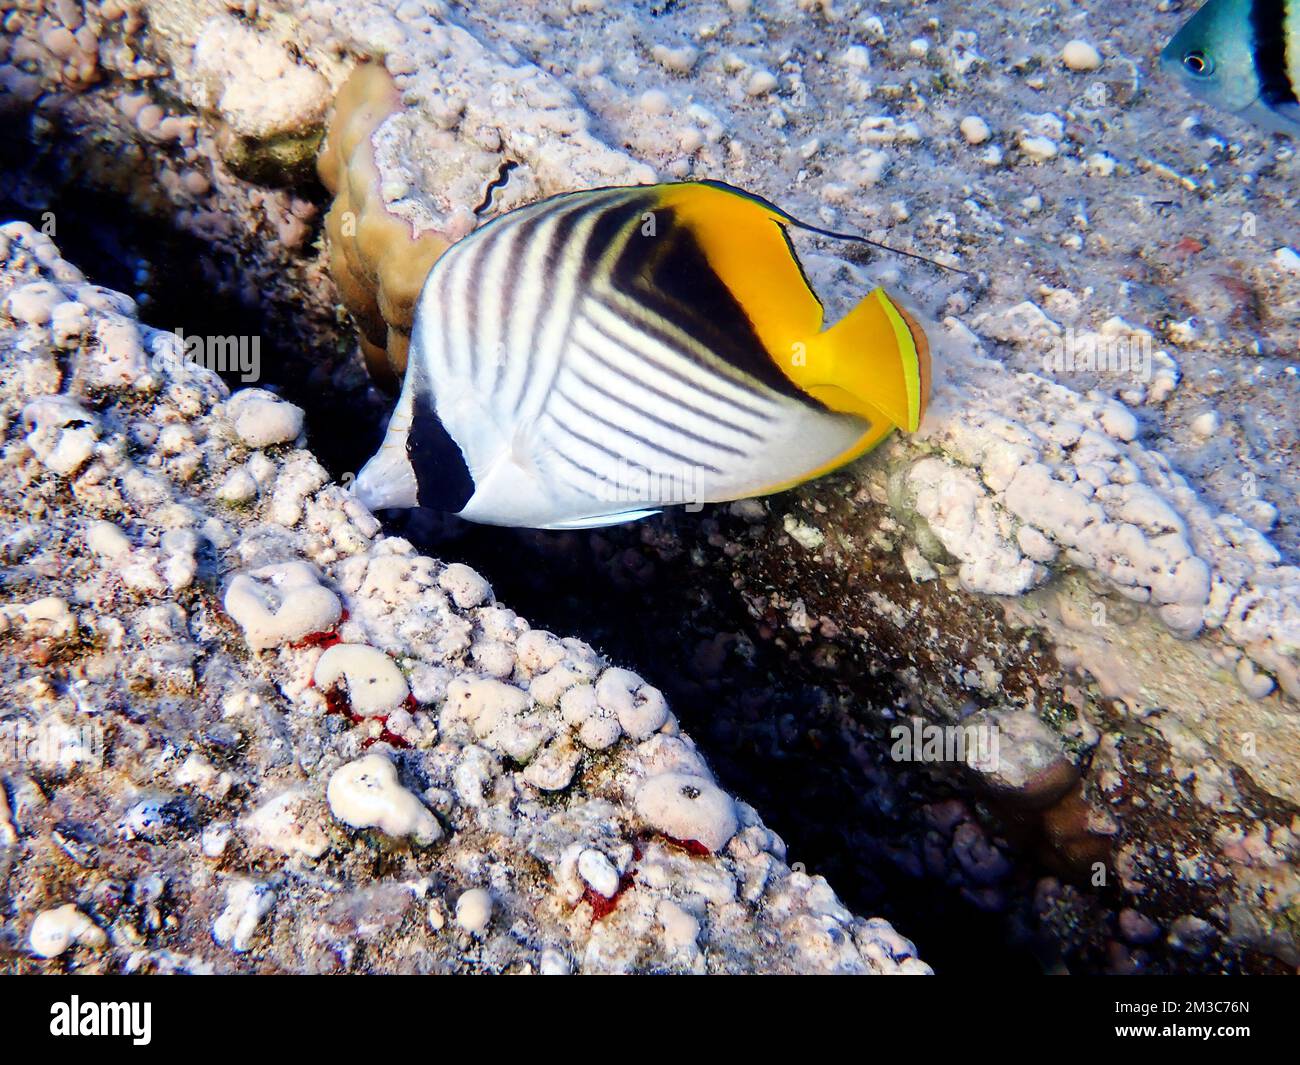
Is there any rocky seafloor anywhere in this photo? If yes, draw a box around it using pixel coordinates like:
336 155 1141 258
0 221 933 973
0 0 1297 974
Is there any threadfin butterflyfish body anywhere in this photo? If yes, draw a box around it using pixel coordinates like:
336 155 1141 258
353 180 932 530
1160 0 1300 135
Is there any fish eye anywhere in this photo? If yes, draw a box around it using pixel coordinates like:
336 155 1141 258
1182 50 1214 77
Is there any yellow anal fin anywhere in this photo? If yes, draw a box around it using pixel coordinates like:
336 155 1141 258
799 289 930 432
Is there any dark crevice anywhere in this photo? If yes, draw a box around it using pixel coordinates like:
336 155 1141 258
0 176 384 479
411 517 1051 975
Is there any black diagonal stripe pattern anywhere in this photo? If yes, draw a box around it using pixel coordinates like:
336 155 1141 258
461 216 512 384
1252 0 1298 107
552 386 723 473
606 206 824 408
493 211 543 392
571 335 765 441
510 192 642 420
580 300 778 422
567 367 746 457
510 204 587 414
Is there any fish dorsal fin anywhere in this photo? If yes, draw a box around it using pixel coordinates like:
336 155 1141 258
652 182 826 365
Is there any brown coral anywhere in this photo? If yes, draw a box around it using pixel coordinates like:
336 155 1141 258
317 64 449 389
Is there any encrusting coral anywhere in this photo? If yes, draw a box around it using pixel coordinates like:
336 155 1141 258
317 63 449 388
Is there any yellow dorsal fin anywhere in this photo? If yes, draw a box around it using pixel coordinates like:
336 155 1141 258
654 182 824 360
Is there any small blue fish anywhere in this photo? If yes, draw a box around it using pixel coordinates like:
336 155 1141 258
1160 0 1300 135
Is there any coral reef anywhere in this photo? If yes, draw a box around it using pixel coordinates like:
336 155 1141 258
316 64 447 387
0 0 1297 973
0 221 924 973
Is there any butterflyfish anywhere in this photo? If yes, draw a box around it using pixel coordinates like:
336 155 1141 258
353 180 934 530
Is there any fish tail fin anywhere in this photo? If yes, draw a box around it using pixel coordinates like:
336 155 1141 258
800 289 930 432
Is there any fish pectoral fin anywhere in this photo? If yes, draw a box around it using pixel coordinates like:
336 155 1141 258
799 288 930 432
507 420 546 475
